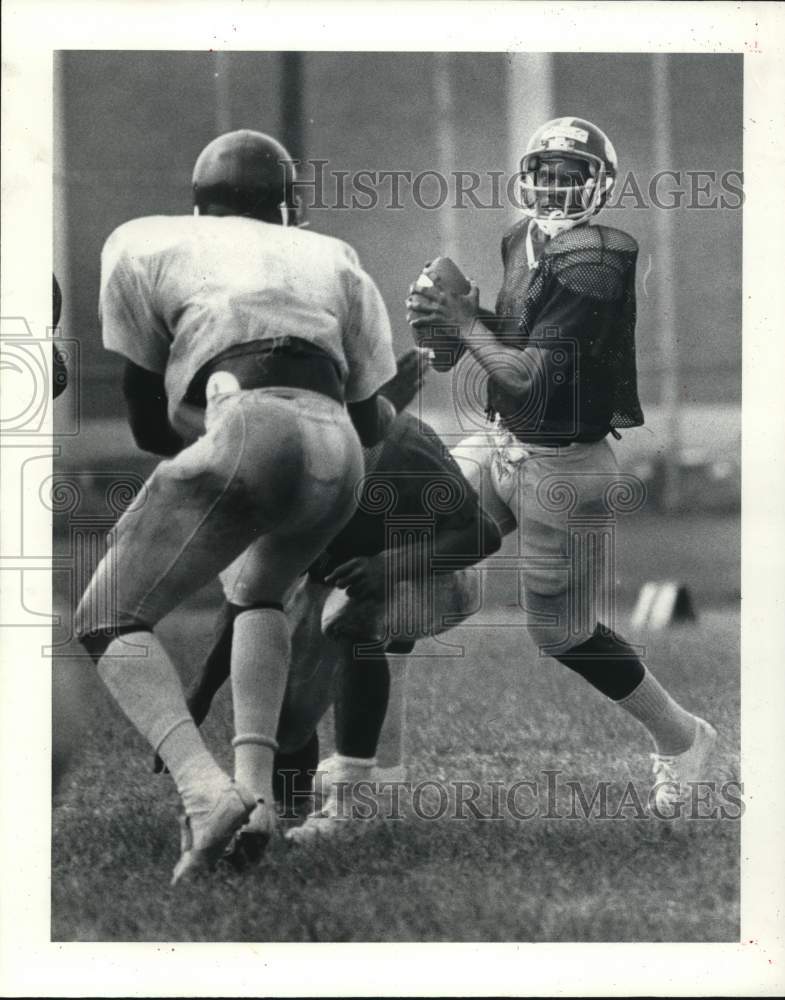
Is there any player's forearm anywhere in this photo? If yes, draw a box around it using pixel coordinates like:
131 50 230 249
348 393 396 447
460 317 535 398
431 516 502 569
130 420 183 457
383 517 500 581
122 361 184 456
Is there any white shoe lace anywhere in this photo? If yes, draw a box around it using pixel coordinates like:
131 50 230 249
650 753 679 784
650 753 683 805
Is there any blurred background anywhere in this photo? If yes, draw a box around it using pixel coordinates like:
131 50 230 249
51 51 742 630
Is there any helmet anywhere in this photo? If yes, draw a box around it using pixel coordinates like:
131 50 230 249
518 117 618 237
192 129 298 224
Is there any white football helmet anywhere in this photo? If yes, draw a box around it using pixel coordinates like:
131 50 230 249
518 117 618 237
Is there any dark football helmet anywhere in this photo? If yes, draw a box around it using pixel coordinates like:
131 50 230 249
192 129 299 225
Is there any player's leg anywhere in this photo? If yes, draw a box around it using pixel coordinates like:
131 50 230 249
274 577 340 813
288 568 479 843
186 601 234 727
520 440 716 804
75 405 274 881
219 389 363 846
271 733 320 814
77 389 358 880
285 639 390 845
153 600 236 775
334 648 391 760
154 582 330 811
451 430 518 537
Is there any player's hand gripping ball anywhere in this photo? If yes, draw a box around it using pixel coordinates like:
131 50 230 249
406 257 473 372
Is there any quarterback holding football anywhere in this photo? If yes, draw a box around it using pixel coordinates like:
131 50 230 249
406 117 717 807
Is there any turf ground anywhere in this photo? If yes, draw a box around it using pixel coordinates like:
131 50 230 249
51 512 740 942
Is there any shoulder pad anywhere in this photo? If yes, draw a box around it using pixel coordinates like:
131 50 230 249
102 215 191 260
294 227 362 271
542 224 637 301
332 235 362 270
595 224 638 254
500 218 530 264
544 224 638 258
501 218 530 245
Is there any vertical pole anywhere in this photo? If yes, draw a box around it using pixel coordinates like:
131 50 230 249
280 52 305 161
53 52 71 336
506 53 553 576
375 653 408 780
213 51 232 134
651 54 681 511
433 53 459 256
507 52 554 228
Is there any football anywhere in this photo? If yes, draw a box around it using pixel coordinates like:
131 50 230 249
413 256 470 372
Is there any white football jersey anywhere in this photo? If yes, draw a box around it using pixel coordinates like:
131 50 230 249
99 215 397 433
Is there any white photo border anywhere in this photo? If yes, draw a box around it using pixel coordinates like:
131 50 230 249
1 1 784 996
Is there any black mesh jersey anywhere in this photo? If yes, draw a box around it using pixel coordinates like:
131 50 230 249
487 219 644 443
308 411 482 581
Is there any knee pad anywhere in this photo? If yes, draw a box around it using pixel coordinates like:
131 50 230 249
79 623 153 663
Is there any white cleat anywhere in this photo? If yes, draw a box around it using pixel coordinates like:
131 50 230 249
287 754 377 845
171 782 256 886
650 716 718 813
284 794 375 845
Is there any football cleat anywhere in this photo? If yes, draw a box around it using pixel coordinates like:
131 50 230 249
650 716 718 813
287 754 377 845
284 792 375 846
170 782 256 886
223 798 278 868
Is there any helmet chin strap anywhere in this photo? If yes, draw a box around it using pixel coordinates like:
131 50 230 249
526 213 583 268
532 214 583 239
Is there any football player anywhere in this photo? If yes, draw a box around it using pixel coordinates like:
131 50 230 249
406 117 717 809
75 129 399 883
173 366 502 848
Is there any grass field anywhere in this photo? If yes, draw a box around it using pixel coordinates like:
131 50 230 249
51 513 740 942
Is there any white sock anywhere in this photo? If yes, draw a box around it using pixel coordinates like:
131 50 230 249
615 668 697 756
97 632 229 815
231 608 291 802
324 753 377 777
319 754 376 816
